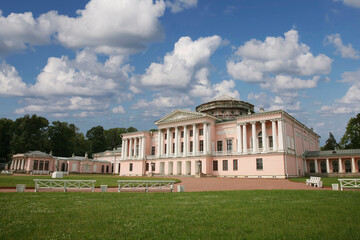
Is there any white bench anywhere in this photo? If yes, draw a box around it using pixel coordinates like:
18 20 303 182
34 179 96 192
117 180 176 193
306 176 322 188
338 179 360 191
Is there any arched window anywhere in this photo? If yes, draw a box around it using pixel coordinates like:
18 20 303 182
332 161 338 173
101 165 105 173
345 160 351 173
106 165 109 173
320 161 326 173
61 163 66 171
309 161 315 173
258 131 263 149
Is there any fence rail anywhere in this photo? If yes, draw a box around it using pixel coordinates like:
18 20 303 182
338 179 360 191
34 179 96 192
117 180 175 193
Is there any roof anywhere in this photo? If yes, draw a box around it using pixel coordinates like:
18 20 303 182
304 149 360 158
211 94 239 101
24 151 52 157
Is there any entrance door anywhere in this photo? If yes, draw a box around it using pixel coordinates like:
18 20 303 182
160 162 165 175
345 160 351 173
168 162 173 175
177 161 182 175
332 161 339 173
186 161 191 175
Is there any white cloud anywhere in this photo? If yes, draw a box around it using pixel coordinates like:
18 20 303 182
138 35 222 89
325 33 359 59
166 0 198 13
228 29 332 83
334 0 360 8
112 105 126 114
0 61 27 96
261 75 320 92
248 92 301 113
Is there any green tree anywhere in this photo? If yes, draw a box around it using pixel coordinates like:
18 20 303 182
48 121 79 157
321 132 339 150
340 113 360 149
73 132 90 156
86 126 106 156
0 118 13 163
126 126 137 133
10 115 49 154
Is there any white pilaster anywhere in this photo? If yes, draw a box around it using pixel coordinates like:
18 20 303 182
242 124 247 153
124 139 128 159
157 130 161 157
129 138 133 158
261 121 267 153
207 123 211 154
203 123 207 155
193 124 197 156
141 136 145 159
252 122 257 154
21 159 25 170
237 124 242 154
134 138 138 158
166 128 170 157
121 140 125 160
278 119 284 151
271 120 277 152
175 126 179 157
326 158 330 173
314 159 318 173
160 130 164 156
339 158 343 173
183 125 188 157
351 157 356 173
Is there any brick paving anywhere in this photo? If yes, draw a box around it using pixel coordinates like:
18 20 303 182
0 177 323 193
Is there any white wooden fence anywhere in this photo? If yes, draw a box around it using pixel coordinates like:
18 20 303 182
117 180 175 193
338 179 360 191
34 179 96 192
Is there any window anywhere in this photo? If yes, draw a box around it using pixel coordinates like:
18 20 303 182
332 161 338 173
173 143 175 153
164 144 167 154
33 160 38 170
190 130 193 137
217 141 223 151
151 163 155 171
173 132 175 138
39 160 44 170
102 165 105 173
146 163 149 171
227 140 232 152
233 159 238 170
181 131 184 138
165 133 167 140
199 140 204 152
181 142 184 153
223 160 228 171
256 158 263 170
44 161 49 171
106 165 109 173
320 161 326 173
269 136 273 148
345 160 351 173
129 163 133 172
213 161 218 171
309 161 315 173
190 141 193 152
199 129 203 136
258 132 263 149
136 145 139 156
151 146 155 155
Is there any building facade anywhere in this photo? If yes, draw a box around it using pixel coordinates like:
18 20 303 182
117 95 321 178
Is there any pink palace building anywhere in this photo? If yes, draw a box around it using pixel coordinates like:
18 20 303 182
117 95 324 178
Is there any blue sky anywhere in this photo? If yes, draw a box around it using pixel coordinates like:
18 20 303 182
0 0 360 145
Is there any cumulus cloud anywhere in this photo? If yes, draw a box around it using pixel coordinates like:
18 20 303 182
325 33 359 59
261 75 320 92
0 61 27 96
334 0 360 8
112 105 126 114
137 35 222 90
228 29 332 83
248 92 301 113
166 0 198 13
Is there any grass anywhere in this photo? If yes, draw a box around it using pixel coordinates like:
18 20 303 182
0 174 180 188
289 177 359 187
0 190 359 239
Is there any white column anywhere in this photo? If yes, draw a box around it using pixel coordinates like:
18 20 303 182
121 140 125 160
166 128 170 157
304 159 307 174
271 120 277 152
193 124 197 156
203 123 207 155
14 159 18 170
252 122 257 153
183 125 188 157
237 124 242 154
141 136 145 159
261 121 267 153
174 127 179 157
129 138 133 158
124 139 128 159
21 159 25 170
207 123 211 154
134 138 138 158
160 130 164 156
138 137 142 159
351 157 356 173
326 158 330 173
314 159 318 173
10 159 14 170
157 130 161 157
242 124 247 153
339 158 343 173
278 119 284 151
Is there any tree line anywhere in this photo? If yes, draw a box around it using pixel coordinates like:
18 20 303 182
321 113 360 150
0 114 137 163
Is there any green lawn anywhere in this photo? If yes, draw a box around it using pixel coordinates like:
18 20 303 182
289 177 358 187
0 174 180 188
0 190 359 239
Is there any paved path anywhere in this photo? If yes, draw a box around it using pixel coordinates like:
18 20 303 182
0 177 322 192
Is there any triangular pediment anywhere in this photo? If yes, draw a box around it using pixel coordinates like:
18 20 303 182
155 109 211 125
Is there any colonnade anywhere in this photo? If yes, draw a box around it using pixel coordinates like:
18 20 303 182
10 158 26 171
306 157 358 174
236 119 284 154
121 136 146 160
